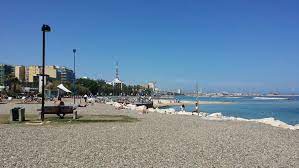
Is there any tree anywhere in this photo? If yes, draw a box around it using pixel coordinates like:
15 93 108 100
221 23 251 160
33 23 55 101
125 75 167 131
76 85 90 95
6 77 21 93
76 78 98 95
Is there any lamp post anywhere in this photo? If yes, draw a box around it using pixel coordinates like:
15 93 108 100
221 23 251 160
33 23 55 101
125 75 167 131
73 49 76 104
41 24 51 121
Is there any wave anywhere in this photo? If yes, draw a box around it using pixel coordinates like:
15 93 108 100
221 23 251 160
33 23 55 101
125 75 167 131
253 97 289 100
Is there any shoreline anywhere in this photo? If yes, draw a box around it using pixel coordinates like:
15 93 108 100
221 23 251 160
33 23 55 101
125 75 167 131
1 98 298 130
185 95 299 98
155 109 299 130
109 101 299 130
153 99 234 108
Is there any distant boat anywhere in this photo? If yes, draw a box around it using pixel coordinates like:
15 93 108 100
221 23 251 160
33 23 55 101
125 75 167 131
253 97 289 100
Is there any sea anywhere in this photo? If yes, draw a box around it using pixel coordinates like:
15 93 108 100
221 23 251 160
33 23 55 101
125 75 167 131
168 95 299 125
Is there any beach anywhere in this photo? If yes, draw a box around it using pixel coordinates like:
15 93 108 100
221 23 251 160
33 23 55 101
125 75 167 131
0 100 298 167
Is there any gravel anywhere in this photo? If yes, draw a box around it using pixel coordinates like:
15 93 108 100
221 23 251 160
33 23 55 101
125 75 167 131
0 103 298 167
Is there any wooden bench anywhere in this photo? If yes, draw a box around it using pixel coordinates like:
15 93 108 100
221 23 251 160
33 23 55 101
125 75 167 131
40 106 77 121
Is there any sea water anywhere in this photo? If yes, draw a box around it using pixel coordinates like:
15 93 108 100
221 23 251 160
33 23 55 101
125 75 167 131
170 95 299 125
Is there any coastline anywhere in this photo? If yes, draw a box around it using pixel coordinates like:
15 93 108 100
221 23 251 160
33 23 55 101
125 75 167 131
110 101 299 130
153 99 234 108
1 98 298 130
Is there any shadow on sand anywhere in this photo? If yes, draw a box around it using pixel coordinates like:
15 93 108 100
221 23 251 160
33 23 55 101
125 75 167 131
0 114 139 125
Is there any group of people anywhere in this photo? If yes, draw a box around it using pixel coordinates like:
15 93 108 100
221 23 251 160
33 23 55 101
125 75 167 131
180 102 200 115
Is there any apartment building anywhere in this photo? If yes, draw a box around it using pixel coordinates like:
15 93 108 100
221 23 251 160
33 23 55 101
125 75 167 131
14 65 26 82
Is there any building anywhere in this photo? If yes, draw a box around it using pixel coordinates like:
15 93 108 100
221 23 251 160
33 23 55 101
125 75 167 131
25 65 73 83
111 61 123 87
57 66 74 84
143 82 156 90
15 65 26 82
0 64 14 89
1 64 73 87
177 89 182 94
25 65 41 83
45 65 59 79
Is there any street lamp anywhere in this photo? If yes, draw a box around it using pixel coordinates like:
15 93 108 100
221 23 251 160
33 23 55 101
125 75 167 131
73 49 76 104
41 24 51 121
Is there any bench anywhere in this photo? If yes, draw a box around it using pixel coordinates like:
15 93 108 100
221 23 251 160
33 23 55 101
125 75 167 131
40 106 77 121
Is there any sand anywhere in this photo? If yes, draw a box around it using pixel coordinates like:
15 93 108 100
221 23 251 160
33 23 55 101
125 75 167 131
0 100 298 167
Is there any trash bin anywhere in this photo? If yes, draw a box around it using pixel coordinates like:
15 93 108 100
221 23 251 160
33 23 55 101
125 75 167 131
10 107 25 122
10 107 20 121
19 108 25 121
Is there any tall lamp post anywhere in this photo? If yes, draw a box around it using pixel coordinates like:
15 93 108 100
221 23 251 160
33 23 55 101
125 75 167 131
41 24 51 121
73 49 76 104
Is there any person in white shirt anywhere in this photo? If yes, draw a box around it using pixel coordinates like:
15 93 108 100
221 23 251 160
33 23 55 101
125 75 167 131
83 94 88 103
181 104 185 112
192 102 199 115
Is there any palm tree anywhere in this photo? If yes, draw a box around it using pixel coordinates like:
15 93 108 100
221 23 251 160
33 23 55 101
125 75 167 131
6 76 20 93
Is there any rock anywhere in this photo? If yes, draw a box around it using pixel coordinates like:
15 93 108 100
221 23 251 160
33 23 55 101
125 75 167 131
87 98 95 103
199 112 208 117
177 111 192 115
126 104 137 110
105 101 113 105
251 118 295 129
147 108 156 112
208 113 223 118
135 105 147 112
113 102 123 108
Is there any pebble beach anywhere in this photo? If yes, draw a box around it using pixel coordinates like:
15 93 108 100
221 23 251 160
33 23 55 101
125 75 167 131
0 101 298 167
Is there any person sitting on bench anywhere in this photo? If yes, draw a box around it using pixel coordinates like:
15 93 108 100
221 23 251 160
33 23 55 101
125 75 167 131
55 96 65 106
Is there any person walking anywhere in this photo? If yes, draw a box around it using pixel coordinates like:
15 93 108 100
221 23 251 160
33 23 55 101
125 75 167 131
181 104 185 112
83 94 88 103
192 102 199 115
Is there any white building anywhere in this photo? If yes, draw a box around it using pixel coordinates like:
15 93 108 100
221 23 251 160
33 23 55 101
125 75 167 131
177 89 182 94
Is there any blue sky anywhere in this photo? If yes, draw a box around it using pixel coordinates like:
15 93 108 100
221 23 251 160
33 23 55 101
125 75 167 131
0 0 298 93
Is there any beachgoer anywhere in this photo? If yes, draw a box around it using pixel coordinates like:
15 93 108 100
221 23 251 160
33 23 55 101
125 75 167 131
192 102 199 115
181 104 185 112
83 94 88 103
59 99 65 106
55 96 64 106
195 102 199 115
54 96 64 106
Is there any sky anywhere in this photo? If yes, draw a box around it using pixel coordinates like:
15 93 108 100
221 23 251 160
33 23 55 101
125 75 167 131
0 0 298 93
